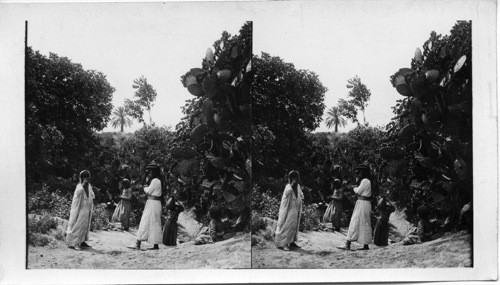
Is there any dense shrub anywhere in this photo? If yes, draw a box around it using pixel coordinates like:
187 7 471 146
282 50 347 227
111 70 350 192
28 186 72 220
28 215 64 247
251 213 267 234
28 215 58 234
29 233 53 247
299 204 322 232
251 187 280 220
91 203 111 231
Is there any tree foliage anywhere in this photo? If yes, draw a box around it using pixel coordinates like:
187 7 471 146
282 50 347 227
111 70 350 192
325 106 347 132
338 98 358 125
172 22 252 227
310 126 385 203
252 52 327 178
26 47 115 183
110 106 133 132
383 21 472 225
125 76 158 126
338 76 371 125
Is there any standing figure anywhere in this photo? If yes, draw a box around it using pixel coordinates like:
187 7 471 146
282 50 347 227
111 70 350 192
275 170 304 251
66 170 95 251
162 195 184 246
323 178 343 231
111 178 132 231
373 197 395 246
338 164 372 251
128 164 163 250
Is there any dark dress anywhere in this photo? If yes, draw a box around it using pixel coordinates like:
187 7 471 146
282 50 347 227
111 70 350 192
162 198 183 246
373 203 395 246
323 188 343 229
111 188 132 230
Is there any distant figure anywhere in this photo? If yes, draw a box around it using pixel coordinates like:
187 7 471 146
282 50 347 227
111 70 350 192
162 194 184 246
111 178 132 231
373 197 395 246
66 170 95 251
402 206 434 245
338 164 372 251
195 205 226 245
128 164 163 250
323 178 343 232
275 170 304 251
416 206 433 242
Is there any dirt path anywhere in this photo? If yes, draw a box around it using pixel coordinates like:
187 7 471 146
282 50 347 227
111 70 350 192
28 229 251 269
28 210 251 269
252 227 472 269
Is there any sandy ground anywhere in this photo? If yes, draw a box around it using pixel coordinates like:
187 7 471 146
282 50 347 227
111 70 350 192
252 211 472 269
28 211 251 269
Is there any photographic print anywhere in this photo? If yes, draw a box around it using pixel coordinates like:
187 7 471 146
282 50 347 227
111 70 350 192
0 0 497 284
251 1 481 270
22 3 251 270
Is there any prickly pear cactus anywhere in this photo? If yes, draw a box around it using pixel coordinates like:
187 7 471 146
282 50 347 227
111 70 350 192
385 21 472 224
173 22 252 226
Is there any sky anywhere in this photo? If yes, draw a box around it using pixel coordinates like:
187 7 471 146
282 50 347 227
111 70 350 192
252 1 475 132
17 1 476 133
22 2 252 132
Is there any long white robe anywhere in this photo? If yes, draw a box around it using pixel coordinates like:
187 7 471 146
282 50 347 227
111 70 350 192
347 178 372 244
275 184 304 247
66 184 94 247
137 178 163 244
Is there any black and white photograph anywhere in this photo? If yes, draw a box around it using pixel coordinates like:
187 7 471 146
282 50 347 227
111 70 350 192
251 1 478 270
20 3 252 270
0 0 497 284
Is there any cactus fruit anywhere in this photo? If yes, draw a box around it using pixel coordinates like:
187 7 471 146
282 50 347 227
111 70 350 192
453 55 467 73
414 48 423 61
425 69 440 83
395 75 411 96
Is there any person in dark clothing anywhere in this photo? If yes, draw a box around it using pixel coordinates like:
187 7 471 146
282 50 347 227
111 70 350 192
373 197 395 246
323 178 343 231
162 194 184 246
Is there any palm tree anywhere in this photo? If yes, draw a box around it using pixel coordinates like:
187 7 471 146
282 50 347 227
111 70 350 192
325 106 347 133
111 106 133 132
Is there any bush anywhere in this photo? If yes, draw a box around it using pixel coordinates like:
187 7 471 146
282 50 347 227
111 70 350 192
28 215 62 247
29 233 54 247
259 227 275 242
251 187 280 220
251 213 267 234
300 204 322 232
91 203 111 231
28 184 72 219
28 215 58 234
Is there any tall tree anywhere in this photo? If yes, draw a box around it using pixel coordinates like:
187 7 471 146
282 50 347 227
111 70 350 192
325 106 347 132
26 47 114 181
110 106 133 132
125 76 157 126
253 52 327 178
338 76 371 126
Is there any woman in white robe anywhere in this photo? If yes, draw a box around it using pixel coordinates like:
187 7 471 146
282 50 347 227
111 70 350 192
66 170 95 250
339 164 372 250
275 170 304 251
129 164 163 250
